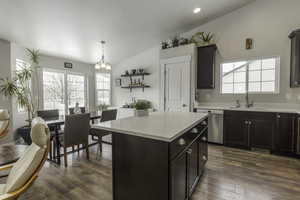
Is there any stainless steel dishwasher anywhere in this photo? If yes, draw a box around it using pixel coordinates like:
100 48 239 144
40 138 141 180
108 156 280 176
195 109 224 144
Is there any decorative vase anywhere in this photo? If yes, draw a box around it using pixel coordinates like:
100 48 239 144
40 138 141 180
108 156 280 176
135 109 149 117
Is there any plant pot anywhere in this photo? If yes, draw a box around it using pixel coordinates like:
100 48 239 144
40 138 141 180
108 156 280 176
134 109 149 117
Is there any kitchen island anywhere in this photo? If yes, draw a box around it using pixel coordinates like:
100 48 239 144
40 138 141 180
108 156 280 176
92 112 208 200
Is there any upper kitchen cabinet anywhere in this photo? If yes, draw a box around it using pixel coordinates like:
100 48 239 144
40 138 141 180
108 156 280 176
197 44 217 89
289 29 300 88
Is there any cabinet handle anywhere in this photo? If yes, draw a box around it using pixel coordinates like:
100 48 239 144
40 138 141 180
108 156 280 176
277 114 281 118
178 138 186 146
202 156 207 161
249 121 252 125
202 137 207 142
187 149 193 154
201 121 207 126
245 121 248 124
191 128 198 134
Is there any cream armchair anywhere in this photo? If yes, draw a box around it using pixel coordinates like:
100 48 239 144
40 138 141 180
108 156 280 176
0 117 50 200
0 110 10 139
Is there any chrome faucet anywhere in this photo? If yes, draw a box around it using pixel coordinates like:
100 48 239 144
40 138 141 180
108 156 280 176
245 90 254 108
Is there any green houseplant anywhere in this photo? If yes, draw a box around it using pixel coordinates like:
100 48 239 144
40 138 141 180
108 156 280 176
0 48 41 126
134 100 152 117
191 32 214 46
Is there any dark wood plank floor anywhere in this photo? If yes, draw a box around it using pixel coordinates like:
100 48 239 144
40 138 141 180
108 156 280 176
1 144 300 200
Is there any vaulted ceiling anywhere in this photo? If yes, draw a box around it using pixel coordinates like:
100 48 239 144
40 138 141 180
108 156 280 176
0 0 254 64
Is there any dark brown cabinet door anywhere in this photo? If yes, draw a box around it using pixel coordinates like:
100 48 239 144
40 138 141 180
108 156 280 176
197 45 217 89
224 113 250 150
250 119 275 150
276 113 297 155
171 152 188 200
188 141 199 195
289 30 300 88
199 129 208 173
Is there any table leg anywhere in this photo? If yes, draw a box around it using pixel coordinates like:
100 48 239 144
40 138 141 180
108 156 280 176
55 126 61 165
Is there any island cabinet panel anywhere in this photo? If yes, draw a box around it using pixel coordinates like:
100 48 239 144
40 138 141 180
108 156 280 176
112 117 208 200
112 133 169 200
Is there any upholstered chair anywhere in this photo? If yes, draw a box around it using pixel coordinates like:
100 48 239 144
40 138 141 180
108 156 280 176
0 110 10 139
0 117 50 200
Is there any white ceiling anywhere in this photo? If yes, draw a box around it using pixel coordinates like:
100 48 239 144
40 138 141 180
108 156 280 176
0 0 254 65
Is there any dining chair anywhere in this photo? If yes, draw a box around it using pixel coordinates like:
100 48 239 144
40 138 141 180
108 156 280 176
0 109 10 139
69 107 86 114
59 113 90 167
90 109 117 154
0 117 50 200
37 109 59 161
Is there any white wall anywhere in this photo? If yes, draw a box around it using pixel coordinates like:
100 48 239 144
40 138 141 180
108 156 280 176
112 0 300 106
0 39 12 143
182 0 300 104
112 46 160 108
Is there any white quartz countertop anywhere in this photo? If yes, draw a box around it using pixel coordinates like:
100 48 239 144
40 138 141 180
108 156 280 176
91 112 208 142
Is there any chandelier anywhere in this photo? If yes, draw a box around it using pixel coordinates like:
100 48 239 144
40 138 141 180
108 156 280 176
95 41 111 70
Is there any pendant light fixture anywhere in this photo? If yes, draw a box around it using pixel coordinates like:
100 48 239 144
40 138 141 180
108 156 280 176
95 41 111 70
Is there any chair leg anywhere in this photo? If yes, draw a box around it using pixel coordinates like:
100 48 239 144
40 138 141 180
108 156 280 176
49 140 53 160
77 144 80 155
99 137 103 153
86 143 89 160
64 147 68 167
72 146 75 152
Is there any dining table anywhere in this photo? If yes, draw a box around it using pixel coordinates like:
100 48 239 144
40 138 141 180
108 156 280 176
45 111 102 165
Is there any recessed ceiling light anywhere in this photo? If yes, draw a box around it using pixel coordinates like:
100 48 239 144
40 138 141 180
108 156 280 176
193 8 201 14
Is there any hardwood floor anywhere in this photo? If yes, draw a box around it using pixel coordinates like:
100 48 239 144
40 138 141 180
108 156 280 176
1 144 300 200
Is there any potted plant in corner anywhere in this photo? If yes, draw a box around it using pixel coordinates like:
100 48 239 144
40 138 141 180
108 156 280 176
0 48 40 144
134 100 152 117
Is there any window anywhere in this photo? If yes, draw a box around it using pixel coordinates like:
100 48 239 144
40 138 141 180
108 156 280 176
67 74 86 109
221 57 280 94
42 69 87 115
96 72 111 105
43 70 65 115
16 59 30 112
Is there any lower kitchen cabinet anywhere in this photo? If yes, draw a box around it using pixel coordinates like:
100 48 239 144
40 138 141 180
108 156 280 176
171 152 188 200
275 113 297 156
224 111 250 150
224 110 299 157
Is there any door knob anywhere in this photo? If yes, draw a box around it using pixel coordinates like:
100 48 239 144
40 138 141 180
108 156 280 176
178 138 186 146
187 149 193 154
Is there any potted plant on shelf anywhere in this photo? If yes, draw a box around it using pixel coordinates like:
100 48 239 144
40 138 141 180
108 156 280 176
0 48 41 126
134 100 152 117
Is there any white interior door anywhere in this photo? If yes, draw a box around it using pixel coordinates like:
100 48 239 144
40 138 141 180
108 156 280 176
164 60 190 112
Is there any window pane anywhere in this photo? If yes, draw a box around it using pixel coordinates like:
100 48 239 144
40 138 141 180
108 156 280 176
262 69 275 81
223 73 233 83
222 83 233 94
234 72 246 83
249 82 261 92
249 60 261 71
222 63 234 74
262 58 276 69
96 73 111 105
43 71 65 115
234 62 247 71
262 82 275 92
67 74 85 108
234 83 246 94
249 71 261 82
97 90 110 105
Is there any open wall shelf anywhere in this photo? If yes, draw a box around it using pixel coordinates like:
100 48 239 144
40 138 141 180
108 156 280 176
121 85 150 92
120 72 151 92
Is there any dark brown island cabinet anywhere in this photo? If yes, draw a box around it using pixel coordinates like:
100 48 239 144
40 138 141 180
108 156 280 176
109 116 208 200
197 44 217 89
224 110 300 157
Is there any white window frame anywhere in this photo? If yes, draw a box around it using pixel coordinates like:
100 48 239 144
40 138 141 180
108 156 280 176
41 68 88 115
220 56 280 95
95 69 112 106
